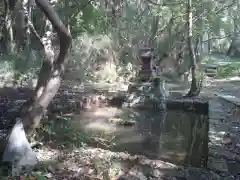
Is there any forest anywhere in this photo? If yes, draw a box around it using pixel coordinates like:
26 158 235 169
0 0 240 179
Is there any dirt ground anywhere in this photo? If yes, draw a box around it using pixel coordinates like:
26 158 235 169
1 77 240 179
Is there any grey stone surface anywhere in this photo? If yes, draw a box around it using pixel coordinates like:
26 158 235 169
2 118 38 175
208 99 240 177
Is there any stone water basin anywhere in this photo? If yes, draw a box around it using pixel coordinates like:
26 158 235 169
73 107 209 168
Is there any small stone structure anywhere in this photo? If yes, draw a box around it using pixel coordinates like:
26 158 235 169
124 47 169 109
119 48 209 113
137 47 155 82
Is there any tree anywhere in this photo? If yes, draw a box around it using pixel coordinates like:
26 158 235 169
3 0 15 53
185 0 201 97
1 0 71 174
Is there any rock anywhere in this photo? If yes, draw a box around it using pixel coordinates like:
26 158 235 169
152 169 163 177
223 133 232 144
235 143 240 153
226 160 240 176
2 118 38 175
208 157 229 173
45 173 53 179
235 155 240 162
223 176 236 180
72 167 94 178
26 79 38 89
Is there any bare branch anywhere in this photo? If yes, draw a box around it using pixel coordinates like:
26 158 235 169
154 13 187 39
69 0 94 23
28 20 44 47
215 0 236 14
202 32 238 43
35 0 71 65
21 0 72 132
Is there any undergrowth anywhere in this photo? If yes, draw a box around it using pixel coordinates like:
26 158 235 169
31 114 90 148
0 34 138 87
0 52 40 86
217 64 240 78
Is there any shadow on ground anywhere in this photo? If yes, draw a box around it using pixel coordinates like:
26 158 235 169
0 84 238 179
168 79 240 178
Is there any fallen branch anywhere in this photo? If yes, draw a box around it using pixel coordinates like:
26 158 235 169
202 32 239 43
145 0 185 6
90 137 112 148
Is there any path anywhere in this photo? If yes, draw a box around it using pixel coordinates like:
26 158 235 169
197 77 240 178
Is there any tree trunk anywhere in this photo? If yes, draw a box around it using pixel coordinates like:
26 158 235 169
149 15 159 47
1 0 71 175
25 0 33 60
20 0 56 117
23 0 71 132
13 1 24 52
207 32 211 53
194 6 204 62
4 0 15 54
185 0 199 97
227 0 240 57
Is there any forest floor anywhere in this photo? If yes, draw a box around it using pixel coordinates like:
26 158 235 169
31 77 240 180
169 76 240 179
2 76 240 180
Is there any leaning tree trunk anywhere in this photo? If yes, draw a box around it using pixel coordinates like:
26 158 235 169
1 0 71 175
22 0 71 132
20 0 56 116
185 0 199 97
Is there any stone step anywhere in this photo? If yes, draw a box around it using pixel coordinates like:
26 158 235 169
205 67 218 70
205 73 217 77
205 69 218 73
214 93 240 106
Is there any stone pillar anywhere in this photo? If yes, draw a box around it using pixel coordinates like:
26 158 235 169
138 48 154 82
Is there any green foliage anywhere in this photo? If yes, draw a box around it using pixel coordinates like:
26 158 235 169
217 64 240 78
202 57 216 63
66 33 138 83
67 33 115 82
1 0 239 84
33 115 89 148
0 53 40 86
202 56 240 78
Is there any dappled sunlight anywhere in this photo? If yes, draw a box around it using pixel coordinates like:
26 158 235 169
160 151 186 164
84 120 117 132
67 105 210 167
215 93 240 106
71 107 142 136
34 146 186 180
69 107 140 134
72 106 138 123
1 77 240 178
66 33 124 84
214 76 240 82
92 107 119 117
37 147 60 163
113 133 144 144
209 130 225 146
207 98 240 175
2 0 240 178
